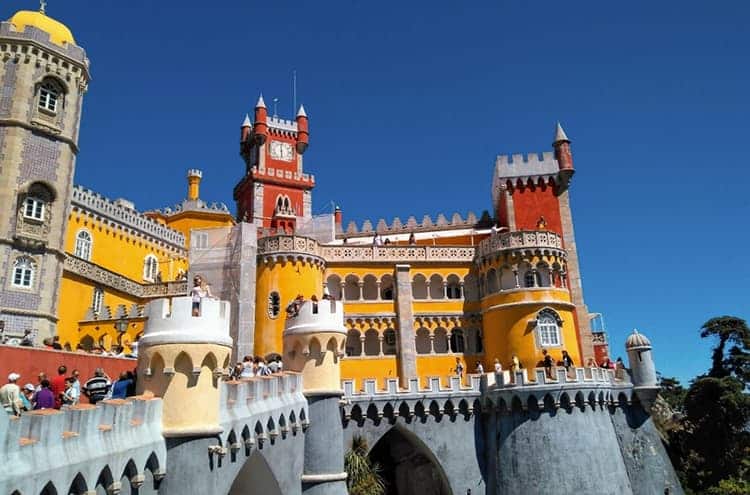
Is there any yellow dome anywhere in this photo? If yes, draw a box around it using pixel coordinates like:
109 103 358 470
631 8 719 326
8 10 75 46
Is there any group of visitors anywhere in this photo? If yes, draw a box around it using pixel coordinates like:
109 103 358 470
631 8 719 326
371 232 418 246
231 355 284 379
286 290 336 319
0 364 138 417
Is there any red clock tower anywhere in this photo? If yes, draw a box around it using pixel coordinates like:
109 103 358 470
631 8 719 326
234 95 314 234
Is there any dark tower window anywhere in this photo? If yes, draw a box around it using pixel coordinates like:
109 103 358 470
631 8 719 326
268 291 281 318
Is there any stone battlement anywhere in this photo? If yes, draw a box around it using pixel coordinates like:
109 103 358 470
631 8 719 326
284 300 345 336
139 296 232 347
0 398 167 495
72 185 186 249
343 210 494 236
493 151 559 180
0 20 88 66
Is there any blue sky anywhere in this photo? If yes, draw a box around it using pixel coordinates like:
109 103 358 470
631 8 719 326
6 1 748 384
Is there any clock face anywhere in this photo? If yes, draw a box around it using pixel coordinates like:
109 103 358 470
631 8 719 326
269 140 294 162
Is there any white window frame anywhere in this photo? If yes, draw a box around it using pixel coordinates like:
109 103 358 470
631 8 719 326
538 315 561 347
192 231 209 249
23 197 45 221
143 255 159 282
74 229 93 260
38 81 60 114
12 257 35 288
92 287 104 315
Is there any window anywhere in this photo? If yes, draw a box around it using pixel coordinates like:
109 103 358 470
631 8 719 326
524 270 537 288
143 255 158 282
74 230 92 260
192 232 208 249
450 329 465 353
268 292 280 318
92 287 104 315
23 197 45 221
38 80 60 113
12 257 35 288
538 313 561 347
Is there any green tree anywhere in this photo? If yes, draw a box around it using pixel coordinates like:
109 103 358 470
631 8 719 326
700 316 750 382
658 375 686 410
345 436 385 495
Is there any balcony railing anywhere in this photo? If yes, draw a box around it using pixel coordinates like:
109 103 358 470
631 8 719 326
476 230 564 259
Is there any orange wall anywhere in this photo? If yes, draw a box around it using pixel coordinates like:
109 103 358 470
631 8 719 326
512 183 562 235
0 345 137 402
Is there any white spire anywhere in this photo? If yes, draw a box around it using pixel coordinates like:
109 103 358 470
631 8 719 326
241 114 251 127
256 94 266 109
296 104 307 118
554 122 569 143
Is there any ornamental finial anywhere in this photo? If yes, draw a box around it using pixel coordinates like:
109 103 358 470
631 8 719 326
39 0 47 15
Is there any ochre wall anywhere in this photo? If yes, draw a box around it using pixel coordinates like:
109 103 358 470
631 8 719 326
480 288 580 373
57 273 144 351
511 183 562 234
254 260 324 357
65 213 187 282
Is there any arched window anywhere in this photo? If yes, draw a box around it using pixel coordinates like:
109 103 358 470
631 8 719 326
38 79 63 113
380 274 394 300
382 329 397 355
412 274 427 300
537 309 562 347
415 328 431 354
364 329 380 356
536 263 552 287
486 268 498 293
268 291 281 318
362 275 378 300
92 287 104 315
326 274 342 300
344 275 360 301
446 275 462 299
74 230 92 260
143 255 158 282
433 328 448 354
12 257 36 288
346 329 362 356
524 270 537 288
500 267 516 290
429 274 444 299
450 328 465 353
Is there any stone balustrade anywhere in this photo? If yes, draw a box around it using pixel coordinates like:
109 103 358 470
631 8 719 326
476 230 564 260
322 245 476 263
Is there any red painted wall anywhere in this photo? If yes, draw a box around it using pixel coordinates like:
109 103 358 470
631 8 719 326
263 184 304 223
0 345 136 400
511 183 562 235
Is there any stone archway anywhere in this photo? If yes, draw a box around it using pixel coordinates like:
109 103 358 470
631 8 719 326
369 427 452 495
228 451 283 495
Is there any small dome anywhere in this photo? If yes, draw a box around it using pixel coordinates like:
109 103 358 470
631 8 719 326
8 10 75 46
625 329 652 349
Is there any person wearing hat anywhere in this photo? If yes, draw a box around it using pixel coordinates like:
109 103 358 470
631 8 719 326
0 372 22 416
20 383 35 411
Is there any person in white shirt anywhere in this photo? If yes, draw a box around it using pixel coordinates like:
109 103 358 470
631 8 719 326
190 275 213 316
0 373 22 416
476 361 484 374
494 358 502 373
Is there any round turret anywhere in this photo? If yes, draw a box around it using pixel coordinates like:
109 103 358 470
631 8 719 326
137 296 232 437
625 329 658 409
283 299 346 393
253 95 268 145
295 105 309 154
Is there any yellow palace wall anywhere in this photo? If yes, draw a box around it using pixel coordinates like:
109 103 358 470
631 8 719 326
480 287 580 372
65 213 188 282
161 213 234 250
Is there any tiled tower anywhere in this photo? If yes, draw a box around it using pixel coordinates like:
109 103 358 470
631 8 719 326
0 8 90 341
234 96 314 233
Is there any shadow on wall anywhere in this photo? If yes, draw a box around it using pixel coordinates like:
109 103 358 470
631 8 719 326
229 451 283 495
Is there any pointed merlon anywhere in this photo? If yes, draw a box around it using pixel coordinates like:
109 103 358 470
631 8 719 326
256 94 266 108
553 122 569 143
241 114 252 127
296 104 307 118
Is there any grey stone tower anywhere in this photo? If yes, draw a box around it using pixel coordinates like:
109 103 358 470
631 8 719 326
0 9 89 341
626 329 659 409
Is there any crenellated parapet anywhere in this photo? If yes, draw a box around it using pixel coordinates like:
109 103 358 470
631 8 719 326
257 234 325 267
343 210 493 237
0 398 166 495
482 366 634 413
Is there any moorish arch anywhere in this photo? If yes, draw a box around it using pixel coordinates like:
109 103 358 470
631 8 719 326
368 425 452 495
228 451 283 495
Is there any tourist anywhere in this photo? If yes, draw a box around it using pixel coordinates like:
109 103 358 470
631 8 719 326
615 357 626 380
19 329 34 347
384 238 391 245
52 335 63 350
600 356 614 369
268 356 281 374
408 232 416 245
586 357 598 368
35 372 47 393
110 371 133 399
83 368 111 404
542 349 554 378
50 365 68 409
257 357 271 376
0 373 22 416
240 356 255 378
34 380 55 410
511 355 521 373
454 357 464 378
71 369 81 397
561 350 574 372
230 362 244 380
20 384 35 411
475 361 484 374
61 377 79 406
190 274 213 316
311 294 319 313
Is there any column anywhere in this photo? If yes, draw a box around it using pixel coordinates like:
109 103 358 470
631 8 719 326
394 264 418 387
